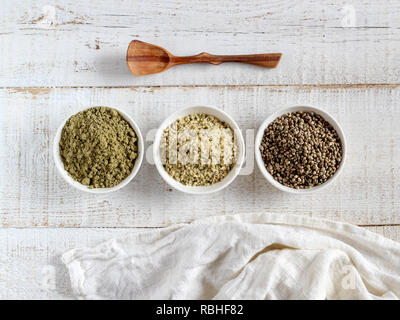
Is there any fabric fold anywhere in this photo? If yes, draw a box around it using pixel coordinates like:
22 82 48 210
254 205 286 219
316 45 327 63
61 213 400 300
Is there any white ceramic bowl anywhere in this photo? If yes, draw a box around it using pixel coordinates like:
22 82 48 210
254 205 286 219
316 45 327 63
153 106 245 194
53 107 144 193
255 105 347 194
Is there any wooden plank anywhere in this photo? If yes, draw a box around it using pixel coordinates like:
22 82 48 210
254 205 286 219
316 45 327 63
0 85 399 227
0 224 399 299
0 228 134 300
364 225 400 240
1 0 400 86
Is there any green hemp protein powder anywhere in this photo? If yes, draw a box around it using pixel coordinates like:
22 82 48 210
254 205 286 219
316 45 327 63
59 107 138 188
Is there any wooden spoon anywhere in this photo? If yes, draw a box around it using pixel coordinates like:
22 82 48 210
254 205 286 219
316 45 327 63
126 40 282 76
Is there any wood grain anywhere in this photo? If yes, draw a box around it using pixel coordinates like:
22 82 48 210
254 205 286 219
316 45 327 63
1 85 399 227
1 0 400 86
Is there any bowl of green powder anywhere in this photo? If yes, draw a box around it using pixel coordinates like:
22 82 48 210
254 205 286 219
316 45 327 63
53 106 144 193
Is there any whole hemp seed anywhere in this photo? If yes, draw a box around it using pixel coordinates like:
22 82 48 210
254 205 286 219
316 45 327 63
259 111 342 189
59 107 138 188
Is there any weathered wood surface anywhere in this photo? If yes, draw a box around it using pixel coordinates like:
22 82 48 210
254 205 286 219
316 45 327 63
1 0 400 299
1 85 399 227
1 225 399 299
1 0 400 86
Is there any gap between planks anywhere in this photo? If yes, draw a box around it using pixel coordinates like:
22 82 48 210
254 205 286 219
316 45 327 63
358 224 400 227
2 224 400 229
1 83 400 91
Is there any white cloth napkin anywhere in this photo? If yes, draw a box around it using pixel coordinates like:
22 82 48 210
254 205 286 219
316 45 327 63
62 213 400 300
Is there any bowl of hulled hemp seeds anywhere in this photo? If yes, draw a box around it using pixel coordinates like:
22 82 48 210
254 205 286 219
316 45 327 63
255 106 346 194
53 106 144 193
153 106 245 194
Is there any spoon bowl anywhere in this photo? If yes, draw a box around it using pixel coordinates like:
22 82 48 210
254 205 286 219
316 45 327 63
126 40 172 76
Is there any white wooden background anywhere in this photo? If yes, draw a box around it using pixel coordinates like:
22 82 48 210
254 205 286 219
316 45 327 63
1 0 400 299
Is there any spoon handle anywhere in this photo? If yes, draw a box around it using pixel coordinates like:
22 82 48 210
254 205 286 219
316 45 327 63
171 52 282 68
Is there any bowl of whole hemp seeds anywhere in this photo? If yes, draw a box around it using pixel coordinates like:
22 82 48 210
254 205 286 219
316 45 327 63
255 106 346 193
53 106 144 193
153 106 245 194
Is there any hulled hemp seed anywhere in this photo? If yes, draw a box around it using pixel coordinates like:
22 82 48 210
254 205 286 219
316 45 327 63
161 113 237 186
